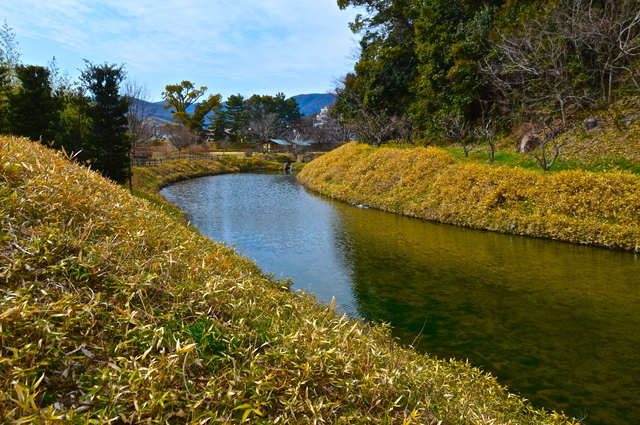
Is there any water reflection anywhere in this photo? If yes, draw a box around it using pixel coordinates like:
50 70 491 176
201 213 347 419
333 205 640 425
161 173 357 313
161 173 640 425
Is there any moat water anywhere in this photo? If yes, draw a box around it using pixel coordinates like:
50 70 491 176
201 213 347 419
161 172 640 425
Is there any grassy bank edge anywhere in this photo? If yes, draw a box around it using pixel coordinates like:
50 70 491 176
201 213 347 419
298 142 640 252
1 137 575 424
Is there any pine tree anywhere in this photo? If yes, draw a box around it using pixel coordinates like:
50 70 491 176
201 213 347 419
9 65 60 144
80 62 131 183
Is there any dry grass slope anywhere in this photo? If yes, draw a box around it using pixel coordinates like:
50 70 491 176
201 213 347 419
298 142 640 251
1 137 575 424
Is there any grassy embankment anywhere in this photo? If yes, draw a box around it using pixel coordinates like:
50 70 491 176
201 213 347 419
298 142 640 252
1 136 576 424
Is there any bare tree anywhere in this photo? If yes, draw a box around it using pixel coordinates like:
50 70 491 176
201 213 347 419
46 56 74 93
0 20 19 70
561 0 640 100
474 118 497 162
287 117 315 141
0 20 19 133
529 117 570 171
353 109 402 146
331 73 411 146
298 107 355 149
324 117 355 146
247 112 280 146
483 16 593 124
318 110 355 146
124 78 155 150
439 114 479 157
483 0 640 119
160 123 198 151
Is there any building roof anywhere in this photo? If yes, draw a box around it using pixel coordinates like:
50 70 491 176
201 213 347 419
290 139 312 146
268 139 292 146
267 139 312 147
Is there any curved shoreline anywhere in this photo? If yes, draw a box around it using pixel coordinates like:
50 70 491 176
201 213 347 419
298 142 640 252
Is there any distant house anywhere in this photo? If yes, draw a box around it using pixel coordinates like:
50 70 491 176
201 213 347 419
263 139 292 152
263 138 312 153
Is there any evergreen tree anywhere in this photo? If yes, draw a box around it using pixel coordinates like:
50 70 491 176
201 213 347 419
210 93 247 143
57 85 91 154
412 1 497 134
80 62 131 183
240 93 301 144
337 0 418 132
8 65 61 144
245 93 302 129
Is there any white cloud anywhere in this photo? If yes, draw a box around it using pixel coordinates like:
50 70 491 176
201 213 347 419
1 0 361 99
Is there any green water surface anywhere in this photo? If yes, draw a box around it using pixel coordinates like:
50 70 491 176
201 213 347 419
337 205 640 425
162 173 640 425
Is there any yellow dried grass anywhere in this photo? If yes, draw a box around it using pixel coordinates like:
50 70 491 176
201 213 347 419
0 136 575 424
298 142 640 251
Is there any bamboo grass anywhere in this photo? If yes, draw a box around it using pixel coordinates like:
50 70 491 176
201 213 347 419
298 142 640 251
1 136 575 424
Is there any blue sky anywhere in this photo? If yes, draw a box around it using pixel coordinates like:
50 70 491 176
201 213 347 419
1 1 362 101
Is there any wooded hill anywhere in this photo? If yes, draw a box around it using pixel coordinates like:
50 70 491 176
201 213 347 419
334 0 640 148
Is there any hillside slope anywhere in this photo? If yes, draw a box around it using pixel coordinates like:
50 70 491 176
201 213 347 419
0 137 575 424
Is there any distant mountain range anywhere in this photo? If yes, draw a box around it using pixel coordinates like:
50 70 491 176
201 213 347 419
292 93 336 116
134 93 335 125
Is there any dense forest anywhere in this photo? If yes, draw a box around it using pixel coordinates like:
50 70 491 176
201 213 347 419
333 0 640 147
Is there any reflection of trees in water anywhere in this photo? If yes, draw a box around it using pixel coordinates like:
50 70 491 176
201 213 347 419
331 204 640 425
